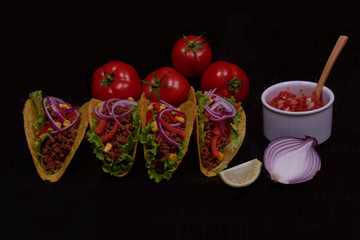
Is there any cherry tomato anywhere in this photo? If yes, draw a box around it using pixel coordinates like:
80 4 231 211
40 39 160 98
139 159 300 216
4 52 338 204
171 33 212 77
91 61 141 100
141 66 190 107
200 61 249 102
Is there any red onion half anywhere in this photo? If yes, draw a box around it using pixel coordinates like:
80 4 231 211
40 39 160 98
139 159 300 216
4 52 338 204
263 136 321 184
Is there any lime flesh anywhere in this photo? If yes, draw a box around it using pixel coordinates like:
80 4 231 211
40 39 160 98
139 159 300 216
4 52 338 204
219 158 262 187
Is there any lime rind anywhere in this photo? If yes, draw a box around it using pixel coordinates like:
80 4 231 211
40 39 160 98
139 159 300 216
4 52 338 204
218 159 262 187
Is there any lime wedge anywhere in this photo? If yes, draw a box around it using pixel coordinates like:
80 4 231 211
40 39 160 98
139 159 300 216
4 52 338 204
219 158 262 187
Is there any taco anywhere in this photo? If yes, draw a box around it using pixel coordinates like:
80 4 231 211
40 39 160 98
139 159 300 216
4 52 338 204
195 89 246 177
86 97 142 177
139 87 196 183
23 90 88 182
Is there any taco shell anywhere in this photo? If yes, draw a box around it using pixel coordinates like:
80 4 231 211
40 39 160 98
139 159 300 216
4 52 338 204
139 87 197 173
23 99 89 182
197 106 246 177
87 98 142 177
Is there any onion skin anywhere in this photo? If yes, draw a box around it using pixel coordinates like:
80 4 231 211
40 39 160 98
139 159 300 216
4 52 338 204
263 136 321 185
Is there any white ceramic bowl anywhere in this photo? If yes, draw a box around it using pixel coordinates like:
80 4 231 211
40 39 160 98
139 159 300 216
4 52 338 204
261 80 335 144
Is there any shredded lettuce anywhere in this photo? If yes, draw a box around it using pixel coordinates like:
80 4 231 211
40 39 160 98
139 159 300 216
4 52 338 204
139 113 185 183
29 90 45 134
86 106 142 176
225 96 244 148
195 91 209 151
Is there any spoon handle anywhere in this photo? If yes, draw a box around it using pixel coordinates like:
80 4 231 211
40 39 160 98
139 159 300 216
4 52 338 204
313 35 348 100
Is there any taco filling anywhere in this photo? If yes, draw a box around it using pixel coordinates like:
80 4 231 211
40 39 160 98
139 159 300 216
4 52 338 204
86 98 141 176
29 90 81 174
139 101 187 183
196 89 244 174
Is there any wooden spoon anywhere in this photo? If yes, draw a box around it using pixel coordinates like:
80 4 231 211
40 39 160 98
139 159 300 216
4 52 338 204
313 35 348 100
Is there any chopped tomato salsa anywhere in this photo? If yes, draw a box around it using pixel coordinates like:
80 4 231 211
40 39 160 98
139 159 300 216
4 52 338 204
268 90 325 112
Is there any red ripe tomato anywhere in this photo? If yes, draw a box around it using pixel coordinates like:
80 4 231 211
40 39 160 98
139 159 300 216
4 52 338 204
91 61 141 100
171 33 212 77
141 66 190 107
200 61 249 102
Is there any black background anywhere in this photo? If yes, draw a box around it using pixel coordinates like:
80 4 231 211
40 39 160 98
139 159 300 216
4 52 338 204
2 1 360 239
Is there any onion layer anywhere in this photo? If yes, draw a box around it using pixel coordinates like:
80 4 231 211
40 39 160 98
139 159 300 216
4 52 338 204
202 89 238 140
156 108 185 146
263 136 321 184
93 99 138 125
42 96 80 134
204 89 236 122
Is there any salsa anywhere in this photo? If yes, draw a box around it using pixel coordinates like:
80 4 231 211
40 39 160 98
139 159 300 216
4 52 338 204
268 90 325 112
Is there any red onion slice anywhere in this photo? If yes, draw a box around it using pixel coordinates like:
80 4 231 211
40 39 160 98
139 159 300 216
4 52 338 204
218 120 228 139
49 97 66 105
160 100 176 109
111 100 137 126
42 97 61 131
59 106 80 114
169 122 183 127
41 96 80 134
155 108 186 146
47 96 65 122
94 104 114 120
50 111 80 134
263 136 321 184
104 98 121 114
94 98 138 126
203 90 236 122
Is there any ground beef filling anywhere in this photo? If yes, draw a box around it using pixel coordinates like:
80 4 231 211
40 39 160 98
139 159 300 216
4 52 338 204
100 106 133 163
200 120 230 171
41 117 80 171
151 113 184 174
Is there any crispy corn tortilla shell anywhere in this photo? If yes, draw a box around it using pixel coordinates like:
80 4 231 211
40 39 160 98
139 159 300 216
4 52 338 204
197 108 246 177
23 99 89 182
88 98 142 177
139 87 197 171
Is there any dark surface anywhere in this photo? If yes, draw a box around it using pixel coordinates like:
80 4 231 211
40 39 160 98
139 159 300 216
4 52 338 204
2 1 360 239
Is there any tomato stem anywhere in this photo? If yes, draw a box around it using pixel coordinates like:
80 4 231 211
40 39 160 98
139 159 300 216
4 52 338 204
100 72 115 87
227 76 243 94
140 71 172 102
183 32 208 62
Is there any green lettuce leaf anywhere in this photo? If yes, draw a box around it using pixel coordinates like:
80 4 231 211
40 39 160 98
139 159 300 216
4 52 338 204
195 91 209 151
34 132 60 174
225 96 244 148
29 90 45 134
35 132 51 157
